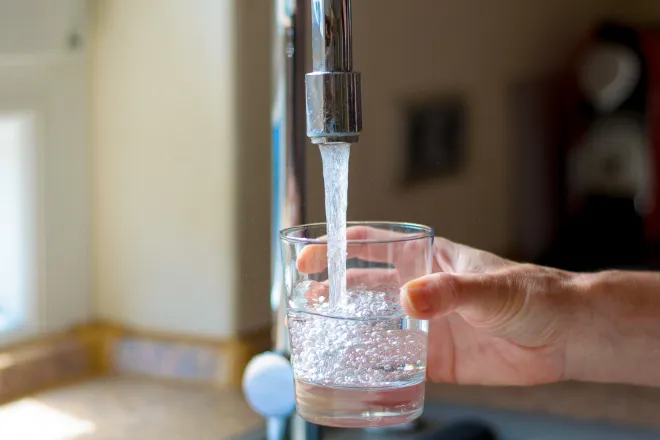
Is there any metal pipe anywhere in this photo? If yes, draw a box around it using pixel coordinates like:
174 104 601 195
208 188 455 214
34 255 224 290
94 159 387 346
246 1 361 438
271 0 306 356
306 0 362 145
270 1 321 439
311 0 353 72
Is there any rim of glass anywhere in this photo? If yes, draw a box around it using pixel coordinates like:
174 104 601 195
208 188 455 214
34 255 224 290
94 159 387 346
280 221 434 245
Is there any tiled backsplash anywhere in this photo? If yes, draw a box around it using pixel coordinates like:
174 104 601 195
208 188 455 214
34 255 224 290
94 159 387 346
0 323 270 402
113 337 229 384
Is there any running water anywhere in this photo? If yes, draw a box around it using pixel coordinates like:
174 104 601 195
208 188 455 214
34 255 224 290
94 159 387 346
288 287 428 428
319 143 350 307
289 144 429 427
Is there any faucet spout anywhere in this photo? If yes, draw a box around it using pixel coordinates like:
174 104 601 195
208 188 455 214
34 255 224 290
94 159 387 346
311 0 353 72
306 0 362 144
245 2 363 439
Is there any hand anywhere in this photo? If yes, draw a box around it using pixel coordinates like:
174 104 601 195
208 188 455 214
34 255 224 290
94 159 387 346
297 226 580 386
296 226 660 387
400 238 660 388
400 238 577 386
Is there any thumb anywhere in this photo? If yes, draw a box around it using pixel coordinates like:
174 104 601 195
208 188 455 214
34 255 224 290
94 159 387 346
401 271 523 326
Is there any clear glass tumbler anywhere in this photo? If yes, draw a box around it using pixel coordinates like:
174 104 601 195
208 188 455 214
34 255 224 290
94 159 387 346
280 222 433 428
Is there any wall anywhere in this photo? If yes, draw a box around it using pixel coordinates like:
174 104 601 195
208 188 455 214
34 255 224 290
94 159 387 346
624 0 660 22
91 0 240 338
302 0 622 254
234 0 274 334
89 0 640 338
0 0 90 342
642 0 660 17
230 0 627 334
0 0 85 56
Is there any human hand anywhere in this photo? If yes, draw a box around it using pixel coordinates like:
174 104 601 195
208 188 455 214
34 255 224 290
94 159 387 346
400 235 660 388
399 237 578 386
296 226 579 386
296 226 660 388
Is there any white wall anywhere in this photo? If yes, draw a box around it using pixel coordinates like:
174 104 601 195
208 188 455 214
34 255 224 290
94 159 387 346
91 0 240 338
0 0 90 341
0 0 85 56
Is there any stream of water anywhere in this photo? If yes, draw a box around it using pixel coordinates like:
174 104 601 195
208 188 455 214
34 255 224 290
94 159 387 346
291 143 428 427
319 143 351 307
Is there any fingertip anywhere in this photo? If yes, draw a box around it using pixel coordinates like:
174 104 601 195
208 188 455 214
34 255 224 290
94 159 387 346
305 280 329 301
295 254 308 273
295 257 307 273
345 225 369 240
401 273 459 318
296 245 317 273
400 282 434 319
400 289 420 317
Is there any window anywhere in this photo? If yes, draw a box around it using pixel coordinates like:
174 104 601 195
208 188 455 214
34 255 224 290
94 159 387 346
0 112 36 336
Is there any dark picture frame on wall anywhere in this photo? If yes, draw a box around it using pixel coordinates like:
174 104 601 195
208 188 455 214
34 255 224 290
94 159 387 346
402 95 468 185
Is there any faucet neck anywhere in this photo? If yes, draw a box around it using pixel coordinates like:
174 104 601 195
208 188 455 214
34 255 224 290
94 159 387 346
306 0 362 144
311 0 353 72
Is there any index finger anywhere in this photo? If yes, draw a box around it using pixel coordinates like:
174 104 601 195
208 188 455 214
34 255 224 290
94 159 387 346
296 226 411 274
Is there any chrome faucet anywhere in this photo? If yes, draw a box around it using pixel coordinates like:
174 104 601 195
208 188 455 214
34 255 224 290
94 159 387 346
243 1 361 439
306 0 362 145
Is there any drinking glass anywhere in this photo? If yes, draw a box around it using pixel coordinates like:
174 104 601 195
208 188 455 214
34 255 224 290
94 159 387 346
280 222 434 428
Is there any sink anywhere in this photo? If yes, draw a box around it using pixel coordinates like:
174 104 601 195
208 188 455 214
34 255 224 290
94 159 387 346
415 403 660 440
238 402 660 440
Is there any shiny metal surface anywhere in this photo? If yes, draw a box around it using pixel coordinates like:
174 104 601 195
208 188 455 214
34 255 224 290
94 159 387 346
305 72 362 144
292 415 322 440
271 0 307 356
250 0 361 437
311 0 353 72
306 0 362 144
269 0 322 438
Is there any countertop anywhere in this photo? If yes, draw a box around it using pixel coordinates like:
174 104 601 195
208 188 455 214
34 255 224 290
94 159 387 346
426 381 660 431
10 376 660 439
3 376 264 440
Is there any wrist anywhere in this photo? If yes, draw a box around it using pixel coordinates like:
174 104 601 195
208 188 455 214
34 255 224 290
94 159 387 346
564 270 660 387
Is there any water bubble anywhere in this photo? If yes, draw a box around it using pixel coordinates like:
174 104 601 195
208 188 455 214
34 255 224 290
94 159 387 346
288 289 427 387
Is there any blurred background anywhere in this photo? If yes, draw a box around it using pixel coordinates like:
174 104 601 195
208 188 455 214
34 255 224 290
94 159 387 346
1 0 660 439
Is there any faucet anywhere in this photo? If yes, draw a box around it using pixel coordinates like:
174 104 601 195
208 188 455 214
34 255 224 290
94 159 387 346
306 0 362 145
243 1 361 439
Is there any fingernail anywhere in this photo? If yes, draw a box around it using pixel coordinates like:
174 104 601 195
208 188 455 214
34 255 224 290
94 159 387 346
402 281 431 313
